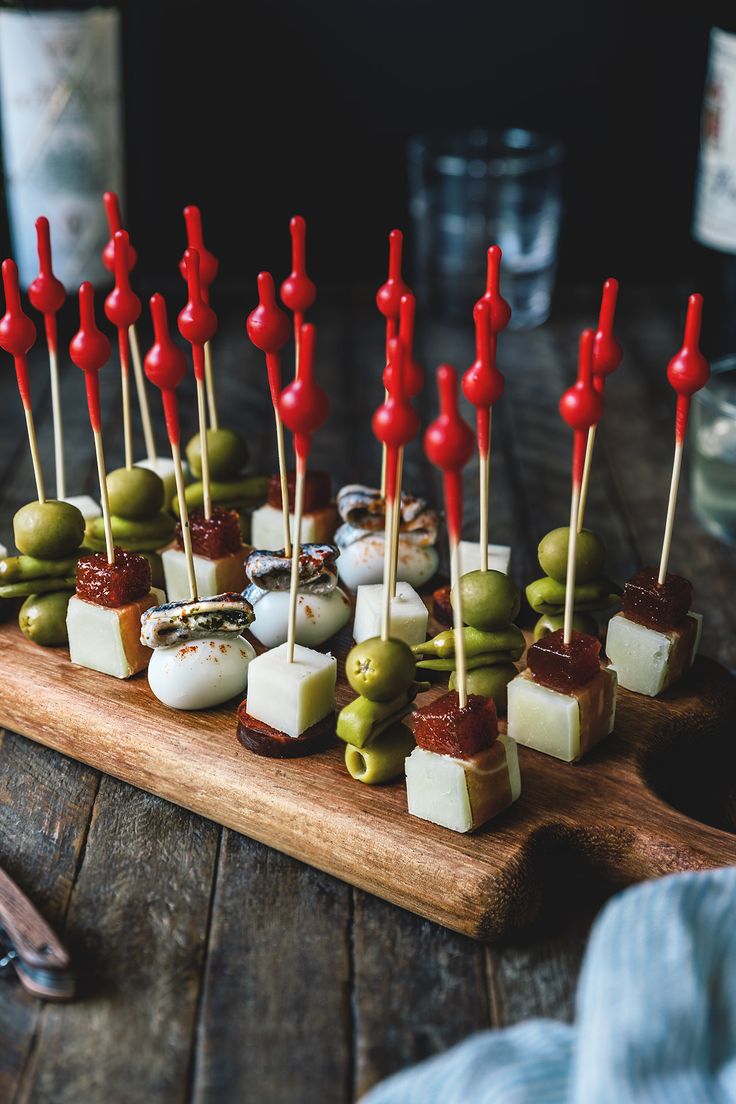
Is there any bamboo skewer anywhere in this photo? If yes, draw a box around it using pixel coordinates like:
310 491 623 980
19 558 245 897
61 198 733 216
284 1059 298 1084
29 218 67 499
1 259 46 502
127 324 157 463
286 464 306 663
376 230 410 497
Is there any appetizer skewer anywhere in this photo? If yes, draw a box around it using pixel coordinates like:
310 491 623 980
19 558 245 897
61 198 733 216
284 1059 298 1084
376 230 410 496
606 294 709 697
28 217 66 500
280 216 316 379
576 278 623 532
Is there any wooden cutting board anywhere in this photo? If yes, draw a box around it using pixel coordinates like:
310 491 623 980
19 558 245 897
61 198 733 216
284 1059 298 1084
0 612 735 941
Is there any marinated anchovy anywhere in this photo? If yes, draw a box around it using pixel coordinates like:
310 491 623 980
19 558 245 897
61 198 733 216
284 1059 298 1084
140 592 254 648
245 543 339 594
336 485 439 544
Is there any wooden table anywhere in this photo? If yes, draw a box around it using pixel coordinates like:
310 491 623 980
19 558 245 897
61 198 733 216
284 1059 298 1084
1 285 733 1104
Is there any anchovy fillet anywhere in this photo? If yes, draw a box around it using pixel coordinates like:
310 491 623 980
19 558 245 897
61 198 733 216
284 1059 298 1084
140 592 254 648
336 484 439 543
245 543 339 594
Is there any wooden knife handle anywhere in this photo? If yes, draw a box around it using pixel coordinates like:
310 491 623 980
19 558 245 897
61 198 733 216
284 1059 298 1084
0 867 69 971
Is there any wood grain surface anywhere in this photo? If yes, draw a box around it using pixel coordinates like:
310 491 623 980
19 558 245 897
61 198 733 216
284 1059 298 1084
0 287 734 1103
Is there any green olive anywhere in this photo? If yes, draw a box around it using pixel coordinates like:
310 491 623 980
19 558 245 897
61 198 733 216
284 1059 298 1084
19 589 74 646
107 467 164 520
13 500 85 559
537 527 606 584
186 428 249 480
345 637 416 702
449 662 517 715
344 722 415 785
533 611 599 641
452 570 520 631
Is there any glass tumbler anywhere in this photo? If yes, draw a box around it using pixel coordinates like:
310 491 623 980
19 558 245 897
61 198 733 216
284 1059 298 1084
691 355 736 543
407 128 564 327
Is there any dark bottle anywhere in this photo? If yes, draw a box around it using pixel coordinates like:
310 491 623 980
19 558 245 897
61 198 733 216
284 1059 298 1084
692 7 736 357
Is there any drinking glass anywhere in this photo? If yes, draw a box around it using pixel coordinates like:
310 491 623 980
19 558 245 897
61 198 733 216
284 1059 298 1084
691 355 736 543
407 128 564 327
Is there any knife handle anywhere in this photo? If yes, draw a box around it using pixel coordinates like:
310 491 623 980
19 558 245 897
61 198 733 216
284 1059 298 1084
0 867 69 971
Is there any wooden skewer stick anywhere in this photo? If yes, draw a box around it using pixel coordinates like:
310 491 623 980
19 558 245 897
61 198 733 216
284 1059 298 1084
145 293 198 600
101 192 158 464
387 449 403 600
29 218 66 499
278 323 329 663
178 248 218 522
120 331 133 469
0 259 45 502
424 366 475 707
576 277 622 532
246 272 293 555
69 283 114 562
658 293 709 584
381 458 397 640
387 294 423 596
376 231 411 497
559 330 604 643
280 216 316 381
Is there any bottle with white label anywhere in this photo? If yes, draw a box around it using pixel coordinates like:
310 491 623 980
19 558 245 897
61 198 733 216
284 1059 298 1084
692 9 736 357
0 2 123 290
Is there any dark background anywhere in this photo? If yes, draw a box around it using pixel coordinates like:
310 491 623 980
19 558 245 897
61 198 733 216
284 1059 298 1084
117 2 716 290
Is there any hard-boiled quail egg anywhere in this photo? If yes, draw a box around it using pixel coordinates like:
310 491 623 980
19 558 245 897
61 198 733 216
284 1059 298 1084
249 587 351 649
148 634 256 710
338 538 439 591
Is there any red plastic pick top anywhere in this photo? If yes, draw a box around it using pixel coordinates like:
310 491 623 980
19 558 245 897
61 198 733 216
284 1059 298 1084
666 293 709 442
475 246 511 335
179 207 218 303
376 229 411 336
246 272 291 406
373 337 421 502
102 192 138 273
178 248 218 382
145 293 188 446
0 258 37 410
105 231 141 330
385 293 423 400
592 277 622 388
280 216 317 316
69 282 111 433
424 365 475 543
29 218 65 354
462 298 505 455
560 329 604 485
278 322 329 464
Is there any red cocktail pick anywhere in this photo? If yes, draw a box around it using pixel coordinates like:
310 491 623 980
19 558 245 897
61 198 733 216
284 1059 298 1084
560 328 604 487
382 293 423 400
280 216 317 319
376 230 411 348
592 277 623 391
179 206 218 305
475 246 512 335
178 248 218 382
29 217 65 354
0 259 37 410
425 365 475 545
246 271 292 405
667 293 709 442
279 322 329 467
462 298 505 455
102 192 138 273
373 337 421 502
69 282 111 433
105 231 141 331
145 293 188 447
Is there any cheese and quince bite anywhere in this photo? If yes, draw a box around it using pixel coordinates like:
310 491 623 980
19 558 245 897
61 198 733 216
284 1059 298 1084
147 635 256 710
606 611 702 697
251 470 338 549
413 690 498 757
405 736 521 833
244 642 337 740
353 581 428 647
67 591 158 678
162 502 248 602
457 540 511 577
620 566 692 631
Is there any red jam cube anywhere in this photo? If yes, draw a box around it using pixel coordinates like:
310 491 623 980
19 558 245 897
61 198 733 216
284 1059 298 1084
266 469 331 513
621 567 692 631
413 691 497 758
527 628 601 692
76 549 152 608
175 507 243 560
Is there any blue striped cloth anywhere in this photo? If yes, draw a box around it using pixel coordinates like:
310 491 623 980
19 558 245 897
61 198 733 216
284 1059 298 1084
363 867 736 1103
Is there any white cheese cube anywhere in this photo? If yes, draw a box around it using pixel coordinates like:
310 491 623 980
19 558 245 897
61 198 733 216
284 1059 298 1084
458 540 511 576
353 581 428 646
136 456 178 510
67 591 157 679
405 735 521 833
162 546 247 601
606 611 702 697
62 494 101 522
507 667 617 762
338 537 439 590
250 503 338 550
0 542 6 558
246 642 336 738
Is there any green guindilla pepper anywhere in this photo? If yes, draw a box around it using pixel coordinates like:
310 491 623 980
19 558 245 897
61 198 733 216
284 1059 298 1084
337 688 417 749
413 624 525 661
0 554 80 582
525 575 621 616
